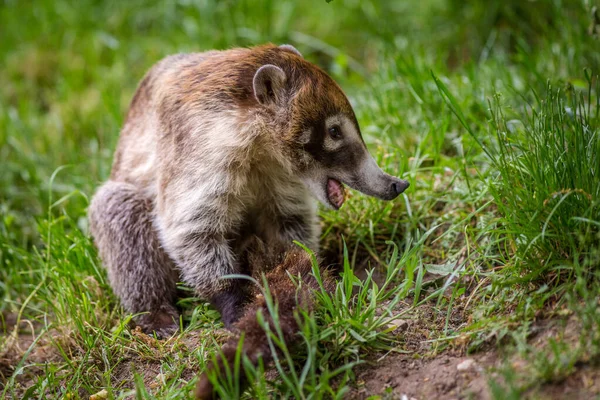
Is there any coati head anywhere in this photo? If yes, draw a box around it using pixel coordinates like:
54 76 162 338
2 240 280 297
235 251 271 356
252 44 410 209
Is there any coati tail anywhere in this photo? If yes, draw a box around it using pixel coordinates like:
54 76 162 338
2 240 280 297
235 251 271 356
195 249 334 399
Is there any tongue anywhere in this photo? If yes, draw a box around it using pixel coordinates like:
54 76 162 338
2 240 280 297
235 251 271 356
327 178 346 209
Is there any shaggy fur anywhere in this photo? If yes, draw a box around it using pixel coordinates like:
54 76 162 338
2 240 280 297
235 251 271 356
88 43 408 336
195 250 334 400
88 181 180 335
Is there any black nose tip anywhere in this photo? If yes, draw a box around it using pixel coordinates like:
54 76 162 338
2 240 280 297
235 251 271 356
392 180 410 195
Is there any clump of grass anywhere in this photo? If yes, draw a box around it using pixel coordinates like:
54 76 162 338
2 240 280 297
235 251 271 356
488 76 599 275
435 71 600 278
203 240 431 398
487 263 600 396
434 69 600 351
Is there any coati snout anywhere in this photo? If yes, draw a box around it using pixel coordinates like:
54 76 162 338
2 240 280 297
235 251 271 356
251 53 409 210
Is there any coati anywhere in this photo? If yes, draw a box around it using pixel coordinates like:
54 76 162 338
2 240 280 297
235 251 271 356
88 43 408 344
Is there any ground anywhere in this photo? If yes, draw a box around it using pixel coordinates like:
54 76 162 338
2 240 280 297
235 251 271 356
1 0 599 399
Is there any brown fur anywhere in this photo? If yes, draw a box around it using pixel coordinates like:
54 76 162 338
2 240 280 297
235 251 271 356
88 181 180 336
195 249 334 399
110 44 357 192
88 43 407 339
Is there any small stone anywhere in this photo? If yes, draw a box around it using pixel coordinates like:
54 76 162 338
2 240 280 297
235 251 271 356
388 319 409 332
150 371 174 389
90 389 108 400
456 359 476 371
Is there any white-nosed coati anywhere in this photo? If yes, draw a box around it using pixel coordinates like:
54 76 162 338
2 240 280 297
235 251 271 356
87 43 409 398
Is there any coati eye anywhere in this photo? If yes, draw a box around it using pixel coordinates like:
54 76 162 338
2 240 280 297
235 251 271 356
328 125 342 140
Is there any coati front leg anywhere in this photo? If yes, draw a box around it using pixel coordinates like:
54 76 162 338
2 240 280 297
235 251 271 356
156 208 252 328
88 181 180 338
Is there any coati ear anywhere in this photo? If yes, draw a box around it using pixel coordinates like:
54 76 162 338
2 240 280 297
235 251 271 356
253 64 286 106
279 44 302 58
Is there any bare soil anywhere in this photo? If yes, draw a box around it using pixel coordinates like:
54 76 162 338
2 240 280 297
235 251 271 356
348 311 600 400
352 351 494 399
2 310 600 400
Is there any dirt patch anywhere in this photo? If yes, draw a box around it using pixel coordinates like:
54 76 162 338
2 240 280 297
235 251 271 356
349 312 600 400
3 308 600 399
351 347 600 400
346 297 495 399
0 313 62 394
532 364 600 399
352 352 494 399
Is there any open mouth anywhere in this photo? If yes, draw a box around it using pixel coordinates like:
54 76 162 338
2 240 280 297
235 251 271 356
326 178 346 209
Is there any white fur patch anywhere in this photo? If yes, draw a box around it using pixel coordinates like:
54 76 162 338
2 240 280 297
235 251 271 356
323 114 361 152
153 108 321 295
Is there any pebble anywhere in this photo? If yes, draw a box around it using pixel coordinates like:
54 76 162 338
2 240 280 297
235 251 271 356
89 389 108 400
456 358 476 371
388 319 409 332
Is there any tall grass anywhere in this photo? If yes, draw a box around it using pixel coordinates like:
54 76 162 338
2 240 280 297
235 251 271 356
435 73 600 279
489 77 600 273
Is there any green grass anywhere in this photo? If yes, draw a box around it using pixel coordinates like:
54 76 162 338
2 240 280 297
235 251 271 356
1 0 599 398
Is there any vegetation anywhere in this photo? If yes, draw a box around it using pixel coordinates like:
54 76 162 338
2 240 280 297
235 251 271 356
1 0 598 398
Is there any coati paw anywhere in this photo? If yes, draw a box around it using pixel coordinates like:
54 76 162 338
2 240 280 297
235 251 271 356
211 284 251 330
135 308 180 339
